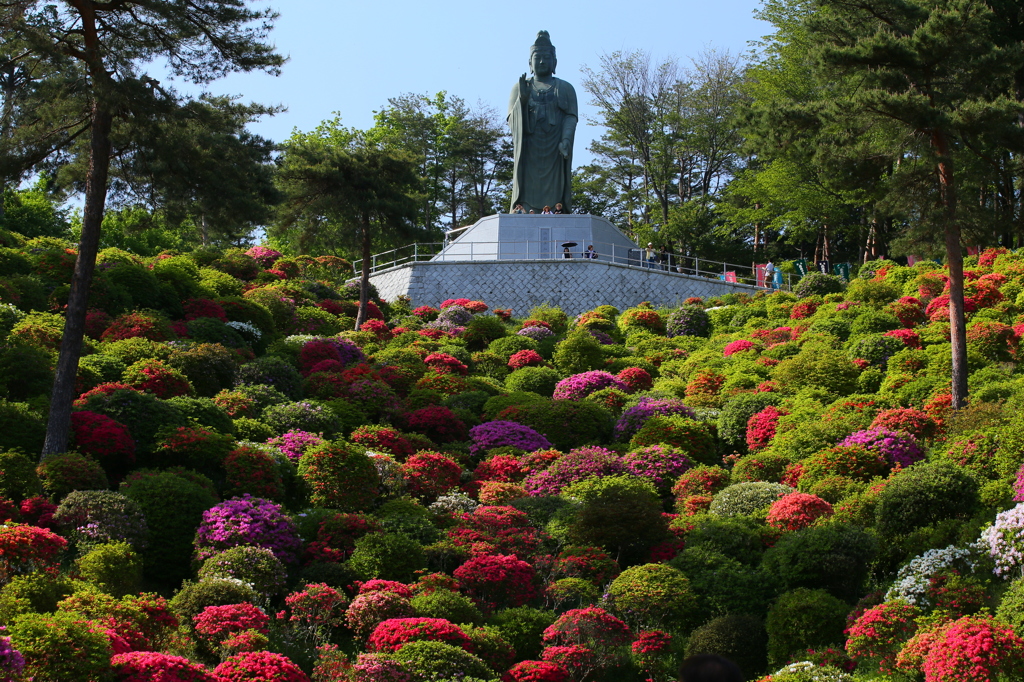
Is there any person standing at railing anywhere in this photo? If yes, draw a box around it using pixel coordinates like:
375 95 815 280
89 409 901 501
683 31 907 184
764 260 775 289
513 204 525 214
562 246 572 259
645 243 657 268
660 245 670 271
584 244 597 259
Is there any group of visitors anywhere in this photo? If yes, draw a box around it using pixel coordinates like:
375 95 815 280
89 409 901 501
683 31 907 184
644 242 673 271
563 245 597 259
512 203 567 214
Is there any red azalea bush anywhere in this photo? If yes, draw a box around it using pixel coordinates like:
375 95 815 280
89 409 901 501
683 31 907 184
403 405 467 443
299 340 343 376
351 425 415 459
360 319 392 341
345 590 415 639
448 505 543 559
616 367 653 392
503 660 572 682
845 600 920 673
401 451 462 501
885 328 922 348
412 306 440 321
223 446 283 501
367 617 473 653
509 349 546 370
723 339 756 356
0 523 66 578
453 554 539 610
193 603 270 646
101 311 175 341
111 651 217 682
871 407 938 440
542 607 631 672
921 615 1024 682
305 513 384 564
214 651 309 682
124 359 193 398
424 353 469 376
746 405 788 452
183 298 227 322
767 492 833 531
885 296 928 328
69 411 135 474
284 582 349 639
85 309 112 339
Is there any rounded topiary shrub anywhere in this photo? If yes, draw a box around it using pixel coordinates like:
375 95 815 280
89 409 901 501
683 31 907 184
765 587 850 667
629 415 716 466
709 482 794 518
605 563 697 633
0 449 41 501
874 461 980 537
392 640 495 682
52 489 148 552
235 355 303 399
120 470 218 585
762 524 877 601
504 366 561 397
794 272 844 299
0 401 46 455
262 400 342 438
718 393 782 451
36 452 108 502
347 532 427 582
411 589 483 625
666 305 711 338
7 611 113 682
552 330 605 375
74 541 143 597
197 545 288 600
685 614 768 679
298 441 379 511
169 577 258 625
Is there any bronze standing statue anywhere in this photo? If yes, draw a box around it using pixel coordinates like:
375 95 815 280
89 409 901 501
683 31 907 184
508 31 578 214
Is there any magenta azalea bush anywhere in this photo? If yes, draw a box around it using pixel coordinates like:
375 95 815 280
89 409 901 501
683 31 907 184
552 371 629 401
614 397 696 441
839 428 925 468
193 495 302 564
469 421 552 457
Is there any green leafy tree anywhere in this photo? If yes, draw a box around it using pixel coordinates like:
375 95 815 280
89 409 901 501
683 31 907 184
275 120 421 326
2 1 284 457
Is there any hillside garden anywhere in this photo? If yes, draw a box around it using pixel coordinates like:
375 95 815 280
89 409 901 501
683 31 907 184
1 237 1024 682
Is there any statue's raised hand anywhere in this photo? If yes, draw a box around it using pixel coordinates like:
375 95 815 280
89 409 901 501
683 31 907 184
519 74 529 101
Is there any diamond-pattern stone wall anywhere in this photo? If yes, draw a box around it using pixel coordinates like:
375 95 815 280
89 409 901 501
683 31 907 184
368 259 757 316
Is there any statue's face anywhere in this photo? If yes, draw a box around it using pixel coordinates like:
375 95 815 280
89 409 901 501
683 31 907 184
530 49 555 77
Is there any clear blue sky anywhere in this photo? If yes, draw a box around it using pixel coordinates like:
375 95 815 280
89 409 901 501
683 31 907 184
169 0 772 161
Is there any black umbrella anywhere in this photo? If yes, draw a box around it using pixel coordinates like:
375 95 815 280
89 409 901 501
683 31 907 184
561 241 578 248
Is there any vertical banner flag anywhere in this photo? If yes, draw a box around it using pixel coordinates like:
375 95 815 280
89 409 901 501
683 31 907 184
794 259 809 277
725 271 737 283
816 260 831 275
756 264 766 288
833 262 851 282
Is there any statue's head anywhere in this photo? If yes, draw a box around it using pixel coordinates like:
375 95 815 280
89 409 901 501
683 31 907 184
529 30 556 76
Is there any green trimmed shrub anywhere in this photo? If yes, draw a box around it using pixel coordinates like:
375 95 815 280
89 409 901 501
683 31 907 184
347 532 426 582
772 348 860 396
488 606 556 661
762 525 877 601
766 588 850 667
412 588 484 625
561 475 667 560
235 355 303 399
504 366 560 397
487 336 538 361
75 541 143 597
629 415 716 465
120 470 218 585
669 547 774 618
552 329 605 374
197 545 288 600
0 572 74 623
0 345 53 401
794 273 844 298
605 563 697 633
709 482 793 518
686 614 768 679
682 514 766 565
996 577 1024 637
0 400 46 454
718 393 781 451
874 462 980 537
165 396 235 435
298 441 379 511
263 401 342 438
0 449 41 500
36 452 108 501
391 640 495 681
169 578 258 625
167 344 238 397
76 388 187 457
7 611 113 682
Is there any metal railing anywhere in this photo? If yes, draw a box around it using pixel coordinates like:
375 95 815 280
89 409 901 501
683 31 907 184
353 241 793 290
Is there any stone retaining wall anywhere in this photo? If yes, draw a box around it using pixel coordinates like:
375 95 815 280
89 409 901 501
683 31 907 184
368 258 756 316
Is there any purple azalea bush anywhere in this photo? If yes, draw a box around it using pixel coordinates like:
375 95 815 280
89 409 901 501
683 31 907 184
622 445 692 492
839 428 924 468
518 325 554 341
266 430 324 463
193 495 302 564
523 446 624 496
614 397 697 441
552 371 629 401
0 627 24 680
469 420 552 458
588 330 616 345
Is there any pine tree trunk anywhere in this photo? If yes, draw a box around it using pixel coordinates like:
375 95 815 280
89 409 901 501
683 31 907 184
933 131 968 409
42 100 113 458
356 213 371 329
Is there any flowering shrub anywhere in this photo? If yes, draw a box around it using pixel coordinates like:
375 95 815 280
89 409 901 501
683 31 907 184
351 425 414 459
629 415 717 465
193 495 302 564
746 405 788 452
0 522 66 581
871 408 939 440
403 405 467 443
884 328 922 348
509 349 546 370
469 421 552 458
981 503 1024 578
101 311 175 341
69 411 135 476
214 651 309 682
298 441 379 511
503 660 572 682
622 445 691 493
724 339 756 356
614 397 697 441
542 607 631 676
448 505 543 559
266 430 324 463
454 554 538 610
552 371 629 401
368 617 473 653
346 590 415 639
53 490 148 551
921 615 1024 682
423 353 469 376
523 446 624 496
767 493 833 532
35 452 108 501
194 602 269 646
283 583 348 644
153 425 234 475
224 446 283 500
246 246 283 268
110 651 216 682
401 452 462 501
298 340 343 376
838 429 924 468
666 305 710 337
124 359 193 398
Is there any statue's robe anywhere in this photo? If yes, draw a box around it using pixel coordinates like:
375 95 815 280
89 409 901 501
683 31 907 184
508 76 578 213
